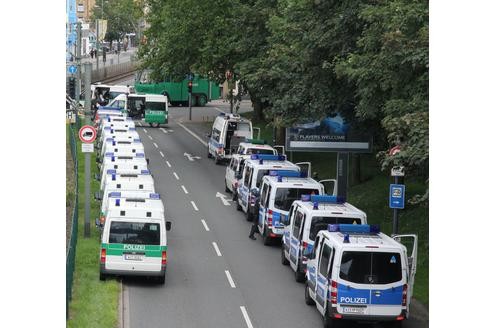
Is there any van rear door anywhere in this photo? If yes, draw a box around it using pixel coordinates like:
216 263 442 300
104 220 163 274
393 234 418 310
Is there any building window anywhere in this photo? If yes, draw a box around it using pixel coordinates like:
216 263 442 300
77 4 84 12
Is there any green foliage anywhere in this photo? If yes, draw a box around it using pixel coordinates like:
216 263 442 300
92 0 143 41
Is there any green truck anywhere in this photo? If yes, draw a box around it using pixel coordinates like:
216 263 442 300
135 71 221 107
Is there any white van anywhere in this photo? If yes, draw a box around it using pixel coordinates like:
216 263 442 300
257 171 326 245
98 191 161 226
99 208 171 284
99 169 152 192
236 154 302 221
98 139 144 160
98 152 147 174
99 126 139 143
207 113 253 164
99 156 149 178
305 224 417 327
281 195 367 282
96 179 156 216
92 84 135 104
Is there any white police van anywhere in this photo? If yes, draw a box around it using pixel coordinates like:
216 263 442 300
99 169 153 192
225 153 247 198
97 117 135 134
96 174 156 206
98 191 161 227
99 158 149 179
98 138 144 160
99 207 171 284
98 152 147 174
236 139 277 156
281 195 367 282
305 224 417 328
94 108 126 126
236 154 302 221
257 171 326 245
207 113 253 164
100 126 139 142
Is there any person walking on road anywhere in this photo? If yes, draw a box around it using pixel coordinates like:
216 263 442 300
248 218 259 240
102 48 107 63
90 49 94 59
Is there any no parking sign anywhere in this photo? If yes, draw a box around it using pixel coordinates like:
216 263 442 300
79 125 97 143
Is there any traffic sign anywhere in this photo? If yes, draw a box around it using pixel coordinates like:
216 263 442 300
389 145 401 156
389 184 405 209
79 125 97 143
68 65 77 74
391 166 405 177
81 143 94 153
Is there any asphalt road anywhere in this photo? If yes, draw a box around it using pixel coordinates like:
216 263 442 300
120 104 428 328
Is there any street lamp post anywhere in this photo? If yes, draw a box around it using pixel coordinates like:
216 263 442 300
95 0 103 70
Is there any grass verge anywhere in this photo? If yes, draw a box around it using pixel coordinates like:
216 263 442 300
68 118 120 328
243 112 429 306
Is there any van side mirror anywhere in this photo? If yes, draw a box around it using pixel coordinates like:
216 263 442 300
166 221 172 231
146 158 150 165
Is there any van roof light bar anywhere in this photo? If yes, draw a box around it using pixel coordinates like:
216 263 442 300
245 138 266 145
328 224 380 234
310 195 346 204
250 154 286 161
269 170 302 178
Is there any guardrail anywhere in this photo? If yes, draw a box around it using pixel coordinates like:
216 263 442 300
91 61 137 83
66 120 79 319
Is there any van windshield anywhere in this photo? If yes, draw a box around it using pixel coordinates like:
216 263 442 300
309 217 361 240
247 148 275 155
339 251 402 284
109 222 160 245
274 188 320 211
237 122 251 132
146 101 166 111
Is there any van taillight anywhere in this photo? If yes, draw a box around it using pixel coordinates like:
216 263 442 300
267 210 273 226
161 251 167 266
330 280 338 304
402 284 407 306
100 248 106 264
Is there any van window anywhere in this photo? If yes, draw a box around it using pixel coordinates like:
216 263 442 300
244 166 252 188
292 211 305 240
260 183 268 205
274 188 320 211
212 128 221 142
319 244 331 276
109 222 160 245
238 159 245 174
146 101 166 111
339 251 402 284
249 148 275 155
254 169 272 188
309 217 362 240
237 122 251 132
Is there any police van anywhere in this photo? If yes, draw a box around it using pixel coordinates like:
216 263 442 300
99 154 149 178
95 170 155 203
281 195 367 282
100 125 139 142
94 108 126 125
305 224 417 327
236 154 303 221
257 171 327 245
98 138 144 160
207 113 253 164
98 116 135 132
99 207 171 284
225 153 246 199
236 139 277 156
98 191 161 227
98 152 147 173
99 169 153 192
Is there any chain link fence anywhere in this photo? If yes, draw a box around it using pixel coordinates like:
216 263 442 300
66 119 79 319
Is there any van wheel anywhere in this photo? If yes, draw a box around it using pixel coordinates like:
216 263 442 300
305 282 315 305
207 149 212 158
156 274 166 285
295 264 305 283
99 272 106 281
225 180 230 193
281 247 289 265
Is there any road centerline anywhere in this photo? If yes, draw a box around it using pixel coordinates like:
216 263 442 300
224 270 236 288
240 306 254 328
166 161 171 168
191 201 199 211
153 142 158 148
159 151 165 157
212 242 222 257
173 172 180 180
201 219 210 231
181 185 189 194
143 128 147 133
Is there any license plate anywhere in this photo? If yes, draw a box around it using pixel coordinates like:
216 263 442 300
124 254 143 261
342 306 365 314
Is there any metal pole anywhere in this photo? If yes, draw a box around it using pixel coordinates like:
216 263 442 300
230 89 233 114
75 22 82 113
96 19 99 71
83 62 92 114
189 91 192 120
392 176 399 235
336 152 349 200
84 151 91 238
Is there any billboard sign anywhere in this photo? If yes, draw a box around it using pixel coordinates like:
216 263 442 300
285 114 372 153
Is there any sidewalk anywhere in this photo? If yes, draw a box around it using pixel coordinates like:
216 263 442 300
410 298 429 323
79 48 137 67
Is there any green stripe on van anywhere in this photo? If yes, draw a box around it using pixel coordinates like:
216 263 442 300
101 243 167 257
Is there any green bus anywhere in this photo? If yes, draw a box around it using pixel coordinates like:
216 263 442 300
135 71 221 107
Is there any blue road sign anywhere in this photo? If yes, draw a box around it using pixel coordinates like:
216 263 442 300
68 65 77 74
389 184 405 209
